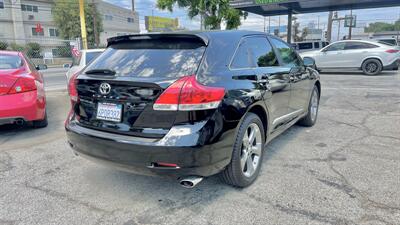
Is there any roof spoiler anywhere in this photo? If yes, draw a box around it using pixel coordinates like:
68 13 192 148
107 33 209 47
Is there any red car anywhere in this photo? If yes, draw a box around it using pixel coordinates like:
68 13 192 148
0 50 48 128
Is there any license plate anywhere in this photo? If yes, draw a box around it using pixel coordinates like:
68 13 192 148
96 102 122 122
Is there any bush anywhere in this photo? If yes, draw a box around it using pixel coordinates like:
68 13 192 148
26 42 42 58
0 41 8 50
10 43 24 52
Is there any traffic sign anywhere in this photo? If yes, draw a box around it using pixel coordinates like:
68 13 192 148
344 15 356 28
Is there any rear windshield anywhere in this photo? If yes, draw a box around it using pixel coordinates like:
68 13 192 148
85 38 205 79
0 54 23 70
378 40 396 46
86 51 102 64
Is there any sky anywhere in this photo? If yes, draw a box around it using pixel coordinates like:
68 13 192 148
105 0 400 39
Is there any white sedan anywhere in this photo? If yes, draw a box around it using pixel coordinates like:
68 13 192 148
66 49 104 81
300 40 400 75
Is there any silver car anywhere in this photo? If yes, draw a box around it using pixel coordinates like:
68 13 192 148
300 40 400 75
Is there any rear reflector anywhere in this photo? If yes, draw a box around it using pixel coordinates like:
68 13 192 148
7 77 37 94
385 49 400 53
68 72 80 102
153 162 180 168
153 75 225 111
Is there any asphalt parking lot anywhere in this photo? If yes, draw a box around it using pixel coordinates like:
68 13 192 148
0 71 399 225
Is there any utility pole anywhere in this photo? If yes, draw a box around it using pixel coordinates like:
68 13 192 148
268 16 271 34
348 9 353 40
287 10 292 44
263 16 266 33
337 20 341 41
326 11 333 42
92 0 98 47
79 0 88 49
200 14 203 30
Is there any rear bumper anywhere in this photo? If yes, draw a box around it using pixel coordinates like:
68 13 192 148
383 59 400 70
0 90 46 124
65 119 235 178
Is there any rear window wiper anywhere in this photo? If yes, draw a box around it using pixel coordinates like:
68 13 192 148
85 69 116 75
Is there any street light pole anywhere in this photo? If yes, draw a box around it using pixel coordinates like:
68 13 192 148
79 0 88 49
348 9 353 40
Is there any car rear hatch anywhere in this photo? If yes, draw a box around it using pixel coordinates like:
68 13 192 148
73 35 207 138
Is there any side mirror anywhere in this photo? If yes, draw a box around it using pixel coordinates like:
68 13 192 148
63 63 71 68
303 57 316 69
36 64 48 70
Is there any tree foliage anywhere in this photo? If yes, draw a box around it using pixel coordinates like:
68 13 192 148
364 19 400 33
52 0 103 45
156 0 247 30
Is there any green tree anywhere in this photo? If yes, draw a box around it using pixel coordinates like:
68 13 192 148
364 19 400 33
52 0 103 45
156 0 247 30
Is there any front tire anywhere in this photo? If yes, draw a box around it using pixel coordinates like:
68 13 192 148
362 59 382 76
220 113 265 187
298 86 319 127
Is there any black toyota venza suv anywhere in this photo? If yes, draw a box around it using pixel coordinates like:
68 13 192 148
66 30 321 188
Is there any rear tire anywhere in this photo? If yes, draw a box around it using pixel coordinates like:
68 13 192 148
362 59 382 76
32 112 48 128
298 86 319 127
220 113 265 188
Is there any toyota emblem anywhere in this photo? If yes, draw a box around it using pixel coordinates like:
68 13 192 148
99 83 111 95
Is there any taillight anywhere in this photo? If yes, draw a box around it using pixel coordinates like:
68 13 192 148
153 75 225 111
7 77 37 94
385 49 400 53
68 72 79 103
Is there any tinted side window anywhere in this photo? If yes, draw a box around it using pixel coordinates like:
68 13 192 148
345 42 378 50
231 36 278 69
298 43 313 50
325 42 345 51
270 37 302 67
314 42 320 48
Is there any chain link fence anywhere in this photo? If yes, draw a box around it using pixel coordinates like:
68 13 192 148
0 37 76 66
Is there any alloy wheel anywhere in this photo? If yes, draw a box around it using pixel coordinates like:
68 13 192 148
310 88 319 122
366 62 378 74
240 123 263 177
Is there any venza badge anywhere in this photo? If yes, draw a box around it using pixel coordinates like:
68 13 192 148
99 83 111 95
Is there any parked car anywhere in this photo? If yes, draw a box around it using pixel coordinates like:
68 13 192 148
292 41 329 53
300 40 400 75
0 50 48 127
65 31 321 188
65 49 104 81
374 38 398 46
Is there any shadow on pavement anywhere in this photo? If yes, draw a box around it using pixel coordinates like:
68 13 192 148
320 71 398 76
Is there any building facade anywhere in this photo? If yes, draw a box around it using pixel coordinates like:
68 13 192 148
0 0 139 45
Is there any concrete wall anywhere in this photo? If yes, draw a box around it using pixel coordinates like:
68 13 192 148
96 0 140 44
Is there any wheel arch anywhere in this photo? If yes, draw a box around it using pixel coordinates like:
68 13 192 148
247 104 269 139
314 80 321 99
361 57 383 68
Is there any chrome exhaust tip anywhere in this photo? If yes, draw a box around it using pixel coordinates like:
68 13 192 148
179 176 203 188
14 119 24 126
